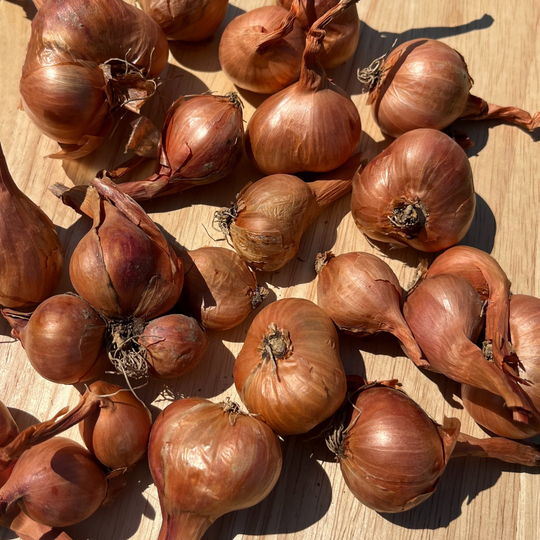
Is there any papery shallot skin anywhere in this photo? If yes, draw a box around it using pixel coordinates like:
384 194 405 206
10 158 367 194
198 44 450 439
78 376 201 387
20 0 168 158
234 298 347 436
351 129 475 252
462 294 540 438
339 386 459 513
148 397 282 540
279 0 360 68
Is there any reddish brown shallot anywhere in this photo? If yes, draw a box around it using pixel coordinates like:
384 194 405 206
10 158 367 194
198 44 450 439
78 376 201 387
246 0 362 174
148 397 282 540
315 251 425 367
359 38 540 138
403 274 531 422
351 129 475 252
219 2 306 94
20 0 168 158
329 380 540 513
179 247 268 331
0 144 63 308
216 153 362 272
234 298 347 435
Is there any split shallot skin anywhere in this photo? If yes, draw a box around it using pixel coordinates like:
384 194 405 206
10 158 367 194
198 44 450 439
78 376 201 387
0 144 63 309
219 3 306 94
178 247 268 331
141 0 229 42
462 294 540 439
351 128 475 252
279 0 360 68
362 38 540 138
246 0 362 175
315 251 426 368
20 0 169 158
148 397 282 540
403 274 532 422
234 298 347 436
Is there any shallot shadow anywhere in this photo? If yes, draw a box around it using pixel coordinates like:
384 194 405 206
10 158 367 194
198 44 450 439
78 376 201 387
5 0 37 20
66 458 157 540
341 15 495 98
168 4 246 74
417 368 463 409
205 434 334 539
61 65 209 187
380 456 540 530
5 408 40 430
458 194 496 254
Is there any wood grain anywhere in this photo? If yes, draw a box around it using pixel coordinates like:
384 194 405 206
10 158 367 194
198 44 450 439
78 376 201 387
1 0 539 539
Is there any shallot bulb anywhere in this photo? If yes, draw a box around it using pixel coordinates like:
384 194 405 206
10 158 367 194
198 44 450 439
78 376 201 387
2 294 109 385
0 402 17 489
179 247 268 331
462 294 540 439
403 274 531 422
360 38 540 138
69 176 183 321
138 314 209 378
219 3 305 94
331 381 540 513
216 154 361 272
234 298 347 435
119 93 245 201
246 0 362 174
0 144 63 308
427 246 515 374
351 129 475 252
280 0 360 68
148 397 282 540
0 438 107 527
20 0 168 158
315 251 426 368
141 0 228 42
0 382 152 471
0 508 74 540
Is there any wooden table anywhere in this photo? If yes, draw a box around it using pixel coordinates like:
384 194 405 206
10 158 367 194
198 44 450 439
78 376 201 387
1 0 539 539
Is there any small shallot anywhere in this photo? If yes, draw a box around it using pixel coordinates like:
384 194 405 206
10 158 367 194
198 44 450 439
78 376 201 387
3 294 109 385
351 128 475 252
359 38 540 138
216 154 361 272
0 438 107 527
219 3 305 94
179 247 268 331
234 298 347 435
315 251 425 367
148 397 282 540
403 274 531 422
246 0 362 174
138 314 209 378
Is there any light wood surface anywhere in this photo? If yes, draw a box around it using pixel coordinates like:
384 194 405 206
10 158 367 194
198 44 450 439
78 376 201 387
1 0 540 539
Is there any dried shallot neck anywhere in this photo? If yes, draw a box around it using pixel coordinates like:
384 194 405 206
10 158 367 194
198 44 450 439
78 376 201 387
314 251 335 274
214 203 239 236
259 323 292 372
106 318 148 379
389 201 429 236
251 286 269 310
357 52 389 92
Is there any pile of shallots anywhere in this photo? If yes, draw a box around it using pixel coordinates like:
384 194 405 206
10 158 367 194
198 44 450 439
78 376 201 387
1 0 540 539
